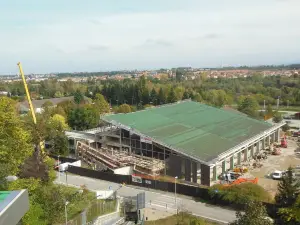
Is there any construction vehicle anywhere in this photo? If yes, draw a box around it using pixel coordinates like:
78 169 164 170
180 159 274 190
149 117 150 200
17 62 49 180
281 136 287 148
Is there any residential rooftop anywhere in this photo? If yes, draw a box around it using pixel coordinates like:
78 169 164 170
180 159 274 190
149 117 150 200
103 101 272 163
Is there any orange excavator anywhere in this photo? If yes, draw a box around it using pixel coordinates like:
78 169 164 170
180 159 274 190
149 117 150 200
223 177 258 187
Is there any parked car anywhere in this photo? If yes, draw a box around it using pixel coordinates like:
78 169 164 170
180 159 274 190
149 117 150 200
272 170 286 180
293 130 300 137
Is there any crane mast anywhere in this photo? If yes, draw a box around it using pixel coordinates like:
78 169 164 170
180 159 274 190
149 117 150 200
17 62 44 152
17 62 37 124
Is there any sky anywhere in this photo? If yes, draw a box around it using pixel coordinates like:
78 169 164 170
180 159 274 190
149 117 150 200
0 0 300 73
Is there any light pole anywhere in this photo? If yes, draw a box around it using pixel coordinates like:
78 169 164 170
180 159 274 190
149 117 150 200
175 176 178 214
64 189 84 225
65 201 69 225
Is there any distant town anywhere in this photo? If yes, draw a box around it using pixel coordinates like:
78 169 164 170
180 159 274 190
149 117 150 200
0 64 299 83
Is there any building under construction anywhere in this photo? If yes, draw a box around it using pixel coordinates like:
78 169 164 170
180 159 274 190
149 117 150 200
66 100 285 186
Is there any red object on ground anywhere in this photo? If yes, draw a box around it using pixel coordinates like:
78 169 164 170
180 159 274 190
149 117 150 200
281 136 287 148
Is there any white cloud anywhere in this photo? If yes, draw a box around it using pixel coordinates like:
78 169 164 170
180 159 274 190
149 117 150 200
1 0 300 73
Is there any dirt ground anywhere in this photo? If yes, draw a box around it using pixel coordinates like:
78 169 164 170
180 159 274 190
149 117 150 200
143 208 174 221
248 138 300 197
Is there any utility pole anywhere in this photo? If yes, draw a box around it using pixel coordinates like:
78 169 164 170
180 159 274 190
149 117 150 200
277 97 280 109
263 100 265 110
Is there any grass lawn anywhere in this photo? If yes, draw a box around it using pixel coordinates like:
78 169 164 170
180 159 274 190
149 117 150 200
145 213 219 225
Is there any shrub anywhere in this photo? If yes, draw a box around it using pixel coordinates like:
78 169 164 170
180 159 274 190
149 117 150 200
209 183 272 207
282 124 290 132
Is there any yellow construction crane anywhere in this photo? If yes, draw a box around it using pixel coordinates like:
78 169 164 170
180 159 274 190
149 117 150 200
17 62 44 152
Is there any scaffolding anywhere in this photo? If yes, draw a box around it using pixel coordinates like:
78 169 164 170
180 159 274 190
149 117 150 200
77 141 165 175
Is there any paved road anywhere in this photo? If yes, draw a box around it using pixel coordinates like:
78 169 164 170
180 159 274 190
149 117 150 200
56 173 236 224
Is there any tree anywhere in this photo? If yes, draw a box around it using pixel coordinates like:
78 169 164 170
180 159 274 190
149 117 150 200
175 70 184 82
50 134 69 156
94 93 110 115
182 91 189 100
118 104 132 113
237 96 259 118
42 100 54 109
275 167 299 207
158 87 166 105
74 89 84 104
48 114 69 131
278 195 300 224
266 104 273 116
45 114 69 156
167 87 177 103
282 124 290 132
0 97 33 175
273 111 283 123
57 100 76 115
54 91 63 98
230 201 272 225
68 105 98 130
149 88 157 105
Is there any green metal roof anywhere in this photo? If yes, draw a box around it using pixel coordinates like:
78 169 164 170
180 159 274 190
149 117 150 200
103 101 272 162
0 191 11 203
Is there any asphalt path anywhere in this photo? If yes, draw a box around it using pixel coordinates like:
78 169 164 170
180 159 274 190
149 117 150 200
56 173 236 224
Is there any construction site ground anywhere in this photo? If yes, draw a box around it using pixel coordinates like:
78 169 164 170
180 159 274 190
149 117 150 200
245 138 300 197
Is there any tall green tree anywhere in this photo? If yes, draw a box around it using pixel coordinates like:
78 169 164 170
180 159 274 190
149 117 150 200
46 114 69 156
74 89 84 104
167 87 177 103
275 167 299 207
149 88 157 105
237 96 259 118
182 91 189 100
230 201 272 225
0 97 33 174
273 111 283 123
94 93 110 115
158 87 166 105
278 195 300 224
68 105 98 130
266 104 273 116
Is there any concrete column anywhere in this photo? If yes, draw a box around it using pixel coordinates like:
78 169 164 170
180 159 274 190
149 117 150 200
222 161 226 173
192 161 197 183
212 166 217 181
237 152 241 165
230 156 234 169
251 145 254 158
244 149 248 161
256 142 260 153
273 132 276 143
185 159 191 181
163 147 166 175
262 138 265 150
201 164 211 186
267 136 270 147
276 129 280 142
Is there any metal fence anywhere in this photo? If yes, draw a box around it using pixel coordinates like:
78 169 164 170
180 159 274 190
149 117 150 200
66 200 117 225
68 166 209 200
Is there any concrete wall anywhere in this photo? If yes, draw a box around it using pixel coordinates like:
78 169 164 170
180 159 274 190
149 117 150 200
113 166 133 175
